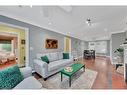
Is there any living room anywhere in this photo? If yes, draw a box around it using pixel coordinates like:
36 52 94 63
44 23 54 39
0 6 127 90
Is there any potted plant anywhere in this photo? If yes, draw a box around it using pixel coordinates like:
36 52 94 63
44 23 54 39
114 48 124 63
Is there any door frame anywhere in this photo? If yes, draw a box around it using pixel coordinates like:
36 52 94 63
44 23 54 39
64 37 71 53
0 22 29 67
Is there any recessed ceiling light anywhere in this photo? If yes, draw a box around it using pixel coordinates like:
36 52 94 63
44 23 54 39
30 5 33 8
18 5 23 8
48 22 52 25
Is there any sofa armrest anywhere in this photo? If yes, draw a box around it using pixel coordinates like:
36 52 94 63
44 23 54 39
70 55 74 60
20 67 32 79
34 59 48 68
34 59 48 78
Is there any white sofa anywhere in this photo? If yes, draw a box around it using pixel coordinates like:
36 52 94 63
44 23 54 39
34 52 73 80
13 67 42 89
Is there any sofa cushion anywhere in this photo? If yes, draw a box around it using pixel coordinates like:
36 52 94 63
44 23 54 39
41 55 49 64
57 52 63 60
48 59 72 71
36 53 50 60
63 53 70 59
48 52 59 62
0 65 24 89
14 76 42 89
36 52 64 62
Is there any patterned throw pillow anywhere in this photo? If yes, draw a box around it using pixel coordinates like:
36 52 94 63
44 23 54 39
0 65 24 89
41 55 49 64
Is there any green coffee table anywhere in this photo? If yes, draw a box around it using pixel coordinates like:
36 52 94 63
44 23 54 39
60 63 85 87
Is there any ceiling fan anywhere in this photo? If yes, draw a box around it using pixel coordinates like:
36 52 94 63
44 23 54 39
86 18 92 26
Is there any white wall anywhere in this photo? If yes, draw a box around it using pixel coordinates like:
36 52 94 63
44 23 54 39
88 40 109 56
111 32 125 60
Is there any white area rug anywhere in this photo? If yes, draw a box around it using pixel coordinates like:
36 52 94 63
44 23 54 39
38 69 98 89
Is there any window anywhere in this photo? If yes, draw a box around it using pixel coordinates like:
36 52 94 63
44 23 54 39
88 41 107 54
0 40 12 51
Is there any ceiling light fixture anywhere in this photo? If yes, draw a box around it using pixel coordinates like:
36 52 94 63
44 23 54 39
48 22 52 25
18 5 23 8
86 18 92 26
30 5 33 8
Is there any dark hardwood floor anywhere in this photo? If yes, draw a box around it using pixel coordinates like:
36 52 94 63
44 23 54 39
34 56 127 89
79 56 127 89
81 57 112 89
2 55 126 89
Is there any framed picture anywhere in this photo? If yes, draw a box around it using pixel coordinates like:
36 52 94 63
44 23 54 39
21 39 25 44
45 39 58 49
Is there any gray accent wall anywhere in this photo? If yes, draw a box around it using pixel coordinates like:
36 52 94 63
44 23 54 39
111 32 126 59
0 15 65 68
28 27 65 68
0 15 86 69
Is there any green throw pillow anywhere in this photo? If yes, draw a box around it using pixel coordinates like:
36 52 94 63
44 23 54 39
63 53 70 59
0 65 24 89
41 55 49 64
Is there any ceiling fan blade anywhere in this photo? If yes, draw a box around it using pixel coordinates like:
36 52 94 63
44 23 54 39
59 6 72 12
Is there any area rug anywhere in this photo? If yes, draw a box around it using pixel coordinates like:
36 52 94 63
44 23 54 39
38 69 98 89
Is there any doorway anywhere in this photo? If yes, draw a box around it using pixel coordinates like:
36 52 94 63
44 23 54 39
64 37 71 53
0 23 29 68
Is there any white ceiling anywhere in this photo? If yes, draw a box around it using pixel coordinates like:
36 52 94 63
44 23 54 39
0 6 127 41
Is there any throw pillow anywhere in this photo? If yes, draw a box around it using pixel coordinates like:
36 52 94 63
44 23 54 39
41 55 49 64
0 65 24 89
63 53 70 59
